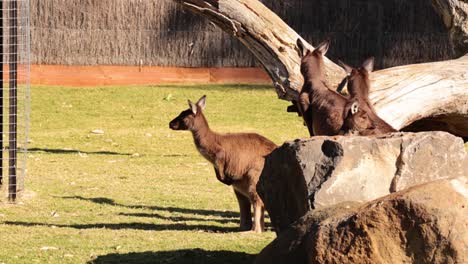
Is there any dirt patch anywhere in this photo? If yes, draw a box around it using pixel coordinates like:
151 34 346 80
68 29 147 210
0 189 37 206
30 65 271 86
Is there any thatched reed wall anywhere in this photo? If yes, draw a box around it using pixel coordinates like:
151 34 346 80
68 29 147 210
1 0 30 65
31 0 456 69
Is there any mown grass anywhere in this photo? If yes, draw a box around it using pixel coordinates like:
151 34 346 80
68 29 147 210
0 84 306 263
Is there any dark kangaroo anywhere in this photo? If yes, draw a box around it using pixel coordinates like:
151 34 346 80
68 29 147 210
338 59 397 135
169 95 277 233
296 38 356 136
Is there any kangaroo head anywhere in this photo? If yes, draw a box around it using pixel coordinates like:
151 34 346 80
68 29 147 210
344 100 373 133
338 57 374 97
169 95 206 131
297 38 330 80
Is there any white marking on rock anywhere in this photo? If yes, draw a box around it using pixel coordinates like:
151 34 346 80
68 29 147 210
450 178 468 198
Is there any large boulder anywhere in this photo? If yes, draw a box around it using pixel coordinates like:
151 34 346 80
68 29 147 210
257 132 468 233
256 177 468 264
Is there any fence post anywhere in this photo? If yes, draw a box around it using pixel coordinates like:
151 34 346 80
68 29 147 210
8 0 17 201
0 0 4 187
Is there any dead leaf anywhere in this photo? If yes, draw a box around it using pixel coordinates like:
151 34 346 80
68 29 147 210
40 246 58 251
91 129 104 135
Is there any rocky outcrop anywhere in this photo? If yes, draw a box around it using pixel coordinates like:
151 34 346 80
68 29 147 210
257 132 468 233
256 177 468 264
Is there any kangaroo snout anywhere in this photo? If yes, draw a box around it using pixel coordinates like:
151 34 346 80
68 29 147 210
169 120 178 130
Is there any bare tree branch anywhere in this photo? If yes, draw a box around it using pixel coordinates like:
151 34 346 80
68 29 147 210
173 0 468 137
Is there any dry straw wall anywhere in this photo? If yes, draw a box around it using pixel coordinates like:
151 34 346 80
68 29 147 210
31 0 456 69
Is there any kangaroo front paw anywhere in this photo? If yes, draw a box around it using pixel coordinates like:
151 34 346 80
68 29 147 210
221 177 234 185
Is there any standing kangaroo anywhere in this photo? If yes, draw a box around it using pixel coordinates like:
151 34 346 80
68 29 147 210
338 59 397 135
296 38 356 136
169 95 277 233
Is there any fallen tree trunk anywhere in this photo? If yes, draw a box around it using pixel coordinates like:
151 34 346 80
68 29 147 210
172 0 468 137
371 55 468 135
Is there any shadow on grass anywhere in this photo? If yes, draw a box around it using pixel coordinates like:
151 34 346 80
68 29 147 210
60 196 240 218
3 221 238 233
118 212 237 224
88 248 255 264
161 154 191 157
27 148 132 156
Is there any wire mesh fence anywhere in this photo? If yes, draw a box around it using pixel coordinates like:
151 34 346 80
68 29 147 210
0 0 30 201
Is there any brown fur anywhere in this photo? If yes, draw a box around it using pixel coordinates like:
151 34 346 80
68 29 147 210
340 100 374 135
169 96 277 233
339 59 397 135
297 39 355 136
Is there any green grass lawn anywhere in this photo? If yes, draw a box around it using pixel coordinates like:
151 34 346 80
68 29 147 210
0 84 306 263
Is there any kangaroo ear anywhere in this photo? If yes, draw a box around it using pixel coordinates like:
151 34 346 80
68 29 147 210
196 95 206 110
315 40 330 56
338 60 353 75
362 57 375 73
296 38 309 57
188 100 197 114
